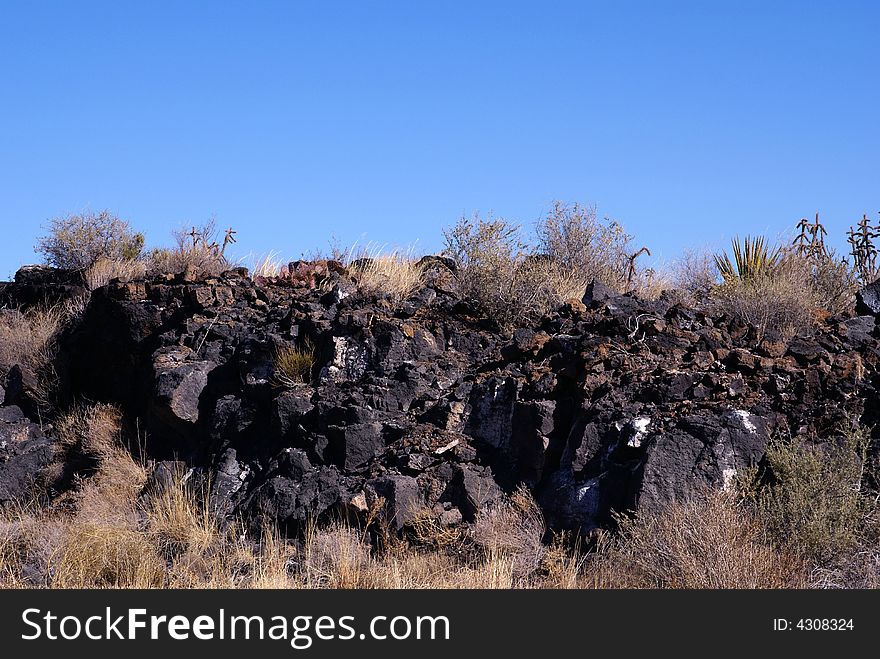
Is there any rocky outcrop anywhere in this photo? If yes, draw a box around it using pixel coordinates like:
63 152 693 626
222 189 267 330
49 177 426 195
2 262 879 536
0 406 55 505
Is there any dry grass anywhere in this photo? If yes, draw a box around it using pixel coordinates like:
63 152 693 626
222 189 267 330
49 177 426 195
713 265 819 340
350 247 425 303
83 257 147 291
273 341 315 387
587 489 806 588
251 251 284 278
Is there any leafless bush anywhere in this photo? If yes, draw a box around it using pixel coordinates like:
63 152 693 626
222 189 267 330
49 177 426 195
672 248 719 293
443 214 563 328
36 210 144 271
536 201 654 295
588 489 805 588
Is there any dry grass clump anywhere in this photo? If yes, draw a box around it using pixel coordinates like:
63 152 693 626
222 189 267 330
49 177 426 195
145 221 232 277
251 251 284 278
588 489 805 588
36 210 144 271
83 257 147 291
0 303 77 412
0 306 63 375
273 340 315 387
473 486 547 580
350 247 425 303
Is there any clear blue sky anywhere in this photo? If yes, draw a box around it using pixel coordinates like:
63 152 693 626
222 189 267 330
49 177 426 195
1 1 878 278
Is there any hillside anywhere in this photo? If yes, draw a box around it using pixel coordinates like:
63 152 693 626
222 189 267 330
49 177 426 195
3 252 880 588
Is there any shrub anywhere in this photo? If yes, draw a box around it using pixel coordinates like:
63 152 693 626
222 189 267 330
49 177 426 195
146 221 233 277
672 248 719 293
588 489 804 588
536 201 648 293
443 214 561 328
750 429 874 566
36 210 144 271
713 265 819 340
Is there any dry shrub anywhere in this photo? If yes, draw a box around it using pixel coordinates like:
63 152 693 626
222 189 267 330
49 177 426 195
36 210 144 271
146 221 231 277
537 201 650 294
443 214 562 328
672 248 718 293
801 250 859 315
350 247 425 303
751 430 874 567
473 487 547 580
588 489 804 588
713 262 819 340
84 257 147 291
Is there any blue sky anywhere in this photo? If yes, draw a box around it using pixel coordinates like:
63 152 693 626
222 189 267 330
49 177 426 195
1 1 878 278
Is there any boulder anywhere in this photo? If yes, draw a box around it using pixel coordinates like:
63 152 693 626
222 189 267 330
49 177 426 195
0 406 55 505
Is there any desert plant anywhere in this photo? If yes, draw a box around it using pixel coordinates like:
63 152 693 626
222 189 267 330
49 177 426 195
350 246 424 303
536 201 654 294
36 210 144 271
145 220 233 277
587 489 804 588
847 213 880 284
713 263 819 340
273 340 315 387
83 256 147 290
714 235 781 283
672 248 719 293
749 428 874 566
443 214 560 327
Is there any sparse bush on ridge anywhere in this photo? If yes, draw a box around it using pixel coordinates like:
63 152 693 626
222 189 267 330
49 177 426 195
145 221 234 277
36 210 144 271
536 201 654 295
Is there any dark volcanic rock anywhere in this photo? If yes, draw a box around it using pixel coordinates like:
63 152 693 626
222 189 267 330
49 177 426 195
4 261 880 536
856 281 880 315
0 406 55 505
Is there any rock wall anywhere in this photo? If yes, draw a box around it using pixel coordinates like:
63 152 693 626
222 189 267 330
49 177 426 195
3 263 880 534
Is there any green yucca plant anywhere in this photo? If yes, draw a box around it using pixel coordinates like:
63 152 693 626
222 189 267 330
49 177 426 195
714 235 781 283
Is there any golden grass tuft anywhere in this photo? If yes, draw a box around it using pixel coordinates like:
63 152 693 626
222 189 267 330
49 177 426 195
83 257 147 291
350 248 425 303
273 340 315 387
